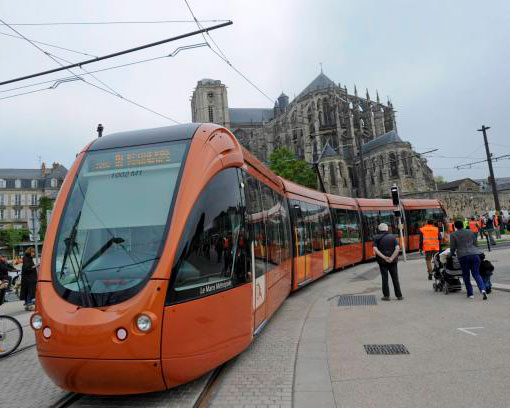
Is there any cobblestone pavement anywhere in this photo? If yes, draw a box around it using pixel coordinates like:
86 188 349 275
0 347 68 408
207 264 376 408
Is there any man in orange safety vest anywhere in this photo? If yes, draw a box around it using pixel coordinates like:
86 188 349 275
468 217 480 240
419 220 442 280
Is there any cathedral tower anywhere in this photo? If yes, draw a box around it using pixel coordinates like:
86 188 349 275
191 79 230 128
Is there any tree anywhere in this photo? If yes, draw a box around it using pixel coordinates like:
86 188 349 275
0 228 30 258
269 147 317 189
38 196 54 240
435 176 448 186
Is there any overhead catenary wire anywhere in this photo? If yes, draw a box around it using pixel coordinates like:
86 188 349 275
183 0 275 104
0 43 208 95
5 19 231 26
0 30 98 57
0 18 180 123
0 20 233 86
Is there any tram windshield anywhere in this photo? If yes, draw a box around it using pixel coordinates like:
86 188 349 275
53 141 188 307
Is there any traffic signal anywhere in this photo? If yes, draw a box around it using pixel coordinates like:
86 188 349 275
391 185 399 206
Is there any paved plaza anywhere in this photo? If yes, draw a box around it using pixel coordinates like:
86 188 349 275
2 247 510 407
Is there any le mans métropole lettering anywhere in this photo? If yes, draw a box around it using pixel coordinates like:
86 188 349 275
199 280 233 295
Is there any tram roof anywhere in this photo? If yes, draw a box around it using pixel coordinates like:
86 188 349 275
88 124 201 151
280 178 328 203
326 194 358 209
402 199 442 209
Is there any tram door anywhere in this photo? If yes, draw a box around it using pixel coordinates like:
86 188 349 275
243 173 267 331
292 200 310 285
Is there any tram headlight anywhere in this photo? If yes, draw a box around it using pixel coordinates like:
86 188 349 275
31 314 43 330
136 314 152 332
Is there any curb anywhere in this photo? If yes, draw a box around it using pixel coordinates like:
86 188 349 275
493 283 510 292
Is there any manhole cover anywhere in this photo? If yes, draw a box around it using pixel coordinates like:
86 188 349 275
338 295 377 306
364 344 409 355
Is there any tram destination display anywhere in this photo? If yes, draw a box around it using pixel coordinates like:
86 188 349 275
89 143 185 172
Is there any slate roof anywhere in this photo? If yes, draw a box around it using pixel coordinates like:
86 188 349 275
438 178 479 191
295 73 339 101
0 165 68 189
229 108 274 124
361 130 403 155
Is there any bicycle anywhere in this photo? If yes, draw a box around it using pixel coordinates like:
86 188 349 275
0 281 24 358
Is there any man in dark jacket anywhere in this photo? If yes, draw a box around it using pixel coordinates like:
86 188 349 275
21 248 37 310
373 223 403 301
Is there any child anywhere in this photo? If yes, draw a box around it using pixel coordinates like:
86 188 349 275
479 254 494 294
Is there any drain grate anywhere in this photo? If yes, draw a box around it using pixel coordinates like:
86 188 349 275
338 295 377 306
364 344 409 355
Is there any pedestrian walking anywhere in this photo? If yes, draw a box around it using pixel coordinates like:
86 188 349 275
419 220 441 280
494 214 501 239
20 247 37 311
468 217 480 240
485 216 496 245
450 221 488 300
373 223 403 301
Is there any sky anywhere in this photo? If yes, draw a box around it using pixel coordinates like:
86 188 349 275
1 0 510 182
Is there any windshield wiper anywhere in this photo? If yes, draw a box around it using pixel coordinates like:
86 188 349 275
59 211 94 307
80 237 125 272
59 211 81 279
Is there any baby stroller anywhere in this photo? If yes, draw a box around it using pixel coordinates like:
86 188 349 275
432 252 463 294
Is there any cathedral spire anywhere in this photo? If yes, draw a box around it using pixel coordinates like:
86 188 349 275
376 90 380 104
354 84 358 97
366 88 370 101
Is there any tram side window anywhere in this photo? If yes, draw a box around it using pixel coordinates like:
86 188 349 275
243 172 266 279
363 211 381 241
168 169 249 304
379 211 398 234
333 209 361 245
406 209 425 234
261 183 281 268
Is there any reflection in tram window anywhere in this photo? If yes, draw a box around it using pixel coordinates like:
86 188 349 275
332 209 361 246
243 172 266 279
406 208 446 234
363 210 397 240
168 169 249 303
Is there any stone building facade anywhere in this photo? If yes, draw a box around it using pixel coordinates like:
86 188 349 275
191 72 436 198
403 191 510 219
438 178 480 192
0 163 67 231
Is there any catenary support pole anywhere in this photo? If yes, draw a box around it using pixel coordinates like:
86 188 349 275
478 125 501 216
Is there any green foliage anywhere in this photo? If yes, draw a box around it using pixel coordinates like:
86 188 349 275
38 196 54 239
0 228 30 250
435 176 448 185
269 147 317 189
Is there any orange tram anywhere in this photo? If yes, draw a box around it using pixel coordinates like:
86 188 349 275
31 123 446 395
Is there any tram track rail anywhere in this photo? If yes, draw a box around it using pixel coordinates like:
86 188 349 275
50 363 226 408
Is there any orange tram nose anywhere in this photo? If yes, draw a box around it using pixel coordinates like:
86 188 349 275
32 123 447 395
34 280 168 395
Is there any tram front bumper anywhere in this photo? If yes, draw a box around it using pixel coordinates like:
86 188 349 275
38 355 166 395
